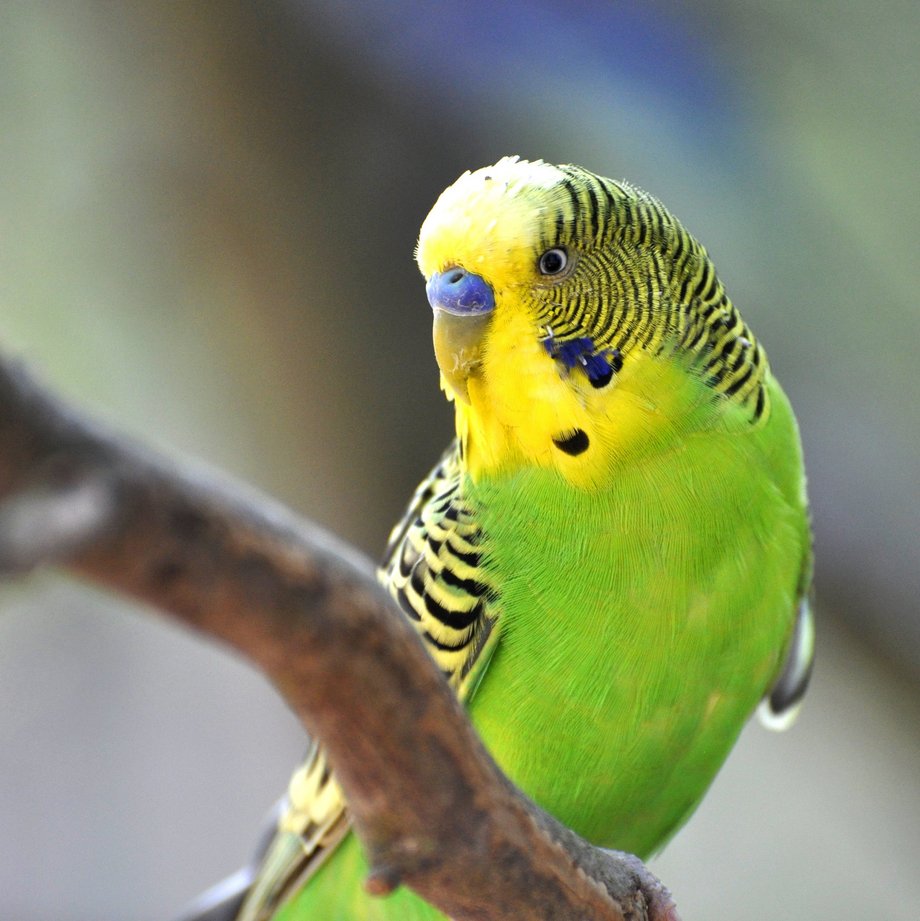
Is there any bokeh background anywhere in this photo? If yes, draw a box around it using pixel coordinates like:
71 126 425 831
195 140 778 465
1 3 918 919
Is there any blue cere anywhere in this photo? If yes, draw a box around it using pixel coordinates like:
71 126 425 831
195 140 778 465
427 267 495 317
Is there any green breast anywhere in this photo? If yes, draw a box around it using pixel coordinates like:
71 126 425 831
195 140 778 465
465 380 808 856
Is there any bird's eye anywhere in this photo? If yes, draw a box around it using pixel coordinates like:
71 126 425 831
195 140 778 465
538 247 568 276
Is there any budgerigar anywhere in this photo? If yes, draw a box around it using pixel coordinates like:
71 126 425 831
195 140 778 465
205 157 813 921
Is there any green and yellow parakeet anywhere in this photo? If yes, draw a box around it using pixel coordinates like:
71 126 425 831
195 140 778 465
216 157 813 921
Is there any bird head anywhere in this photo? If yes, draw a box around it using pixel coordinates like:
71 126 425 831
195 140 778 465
416 157 767 486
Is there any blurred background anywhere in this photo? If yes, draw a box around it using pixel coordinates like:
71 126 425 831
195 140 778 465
0 2 917 919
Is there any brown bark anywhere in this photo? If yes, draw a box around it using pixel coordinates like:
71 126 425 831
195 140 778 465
0 355 678 921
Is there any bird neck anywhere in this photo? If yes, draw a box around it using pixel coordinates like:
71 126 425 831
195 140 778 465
452 314 724 491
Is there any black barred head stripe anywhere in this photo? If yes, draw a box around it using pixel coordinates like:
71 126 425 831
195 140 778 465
533 164 769 421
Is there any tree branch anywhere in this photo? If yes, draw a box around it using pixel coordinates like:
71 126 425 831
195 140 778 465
0 355 678 921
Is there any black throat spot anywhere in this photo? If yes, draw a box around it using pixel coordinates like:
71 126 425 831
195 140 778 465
552 429 590 456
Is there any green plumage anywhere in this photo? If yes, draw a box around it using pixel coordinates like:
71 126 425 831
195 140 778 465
232 158 812 921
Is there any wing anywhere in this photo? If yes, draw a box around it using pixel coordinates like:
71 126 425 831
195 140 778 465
234 742 350 921
757 593 815 731
380 440 501 697
234 441 500 920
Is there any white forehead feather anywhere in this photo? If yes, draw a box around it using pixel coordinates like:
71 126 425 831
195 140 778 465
416 157 564 276
431 157 562 210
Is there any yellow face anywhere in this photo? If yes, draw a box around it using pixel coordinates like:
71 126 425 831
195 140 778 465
416 158 755 490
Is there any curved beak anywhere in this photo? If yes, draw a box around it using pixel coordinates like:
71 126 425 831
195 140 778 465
426 267 495 403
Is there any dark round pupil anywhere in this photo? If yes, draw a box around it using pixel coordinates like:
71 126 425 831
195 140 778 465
540 249 566 274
